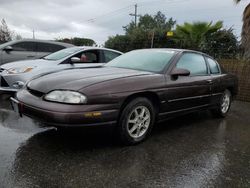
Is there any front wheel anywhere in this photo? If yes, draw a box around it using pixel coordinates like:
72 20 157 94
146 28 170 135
118 97 156 145
211 89 232 118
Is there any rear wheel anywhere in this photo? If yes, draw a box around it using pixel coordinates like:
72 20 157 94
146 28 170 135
211 89 232 118
118 97 156 145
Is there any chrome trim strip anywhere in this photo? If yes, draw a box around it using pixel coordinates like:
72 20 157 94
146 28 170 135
0 87 18 92
159 104 209 116
212 93 223 96
168 94 210 103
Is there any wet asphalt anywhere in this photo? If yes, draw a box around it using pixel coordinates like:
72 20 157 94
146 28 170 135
0 94 250 188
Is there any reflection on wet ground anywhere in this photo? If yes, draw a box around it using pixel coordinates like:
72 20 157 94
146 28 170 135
0 94 250 187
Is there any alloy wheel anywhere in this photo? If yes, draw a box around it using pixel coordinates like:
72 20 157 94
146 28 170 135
126 106 151 138
221 91 231 114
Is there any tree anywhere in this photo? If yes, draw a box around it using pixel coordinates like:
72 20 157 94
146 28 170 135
105 35 131 52
234 0 250 59
105 11 177 52
15 34 22 40
174 21 239 58
56 37 96 46
174 21 223 50
0 19 13 43
204 28 239 59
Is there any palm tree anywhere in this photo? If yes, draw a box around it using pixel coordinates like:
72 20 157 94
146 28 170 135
174 21 223 51
234 0 250 59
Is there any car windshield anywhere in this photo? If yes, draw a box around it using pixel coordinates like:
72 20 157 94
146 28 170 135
43 47 82 61
105 50 176 73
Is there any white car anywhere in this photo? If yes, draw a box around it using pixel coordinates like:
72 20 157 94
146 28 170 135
0 47 122 92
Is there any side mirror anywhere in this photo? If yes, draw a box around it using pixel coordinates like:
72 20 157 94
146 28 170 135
3 46 13 52
170 68 190 77
70 57 80 63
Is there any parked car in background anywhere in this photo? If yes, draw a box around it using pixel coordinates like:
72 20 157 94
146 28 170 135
11 49 238 145
0 39 74 65
0 47 122 92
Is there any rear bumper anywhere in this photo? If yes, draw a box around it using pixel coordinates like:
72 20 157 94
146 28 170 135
12 90 119 127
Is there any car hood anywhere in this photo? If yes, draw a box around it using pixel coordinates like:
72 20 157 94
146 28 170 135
27 67 152 93
0 59 57 70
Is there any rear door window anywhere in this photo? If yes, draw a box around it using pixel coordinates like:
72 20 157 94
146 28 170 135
103 50 121 62
176 53 208 76
206 57 220 74
36 42 65 53
12 42 36 52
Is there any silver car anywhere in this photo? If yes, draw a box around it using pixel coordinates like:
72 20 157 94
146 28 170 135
0 39 74 65
0 47 122 92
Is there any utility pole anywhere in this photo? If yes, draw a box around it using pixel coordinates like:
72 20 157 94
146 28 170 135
129 4 140 27
151 30 155 48
32 29 35 39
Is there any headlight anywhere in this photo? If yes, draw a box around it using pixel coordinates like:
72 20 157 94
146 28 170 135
44 90 87 104
7 67 34 74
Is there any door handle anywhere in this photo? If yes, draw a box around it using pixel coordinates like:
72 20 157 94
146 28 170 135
27 55 35 58
206 79 213 84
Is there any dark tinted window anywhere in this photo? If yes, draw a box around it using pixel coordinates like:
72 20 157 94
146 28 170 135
103 50 121 62
36 42 65 52
206 57 220 74
176 53 208 76
12 42 35 51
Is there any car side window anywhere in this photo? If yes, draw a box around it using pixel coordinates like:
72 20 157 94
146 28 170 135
206 57 220 74
71 50 100 63
176 53 208 76
11 42 36 52
103 50 121 62
36 42 65 53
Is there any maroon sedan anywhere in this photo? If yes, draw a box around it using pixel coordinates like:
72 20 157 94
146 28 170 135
11 49 238 145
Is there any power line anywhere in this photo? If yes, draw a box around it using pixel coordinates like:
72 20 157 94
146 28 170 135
84 5 133 23
81 0 243 30
137 0 190 7
83 0 187 24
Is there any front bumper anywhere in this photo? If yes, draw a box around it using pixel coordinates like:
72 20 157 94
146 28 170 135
0 87 18 93
12 89 119 127
0 74 16 92
0 73 26 93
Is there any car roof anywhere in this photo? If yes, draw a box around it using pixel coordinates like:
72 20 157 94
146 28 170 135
133 48 214 59
68 46 123 54
10 39 74 47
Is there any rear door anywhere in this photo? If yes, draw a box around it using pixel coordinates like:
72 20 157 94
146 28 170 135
205 56 223 105
2 41 36 64
162 52 212 113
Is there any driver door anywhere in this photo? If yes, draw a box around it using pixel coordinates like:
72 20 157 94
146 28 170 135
162 52 212 113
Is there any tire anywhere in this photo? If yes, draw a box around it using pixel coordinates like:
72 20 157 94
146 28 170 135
118 97 156 145
211 89 232 118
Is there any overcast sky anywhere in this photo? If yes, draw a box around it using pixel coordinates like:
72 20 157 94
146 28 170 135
0 0 249 45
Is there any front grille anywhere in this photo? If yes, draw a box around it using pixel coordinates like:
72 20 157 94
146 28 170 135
27 87 44 97
1 76 9 87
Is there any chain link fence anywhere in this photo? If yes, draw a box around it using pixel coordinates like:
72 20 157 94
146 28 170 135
219 59 250 102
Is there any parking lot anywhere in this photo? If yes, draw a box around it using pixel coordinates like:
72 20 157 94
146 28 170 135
0 94 250 187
